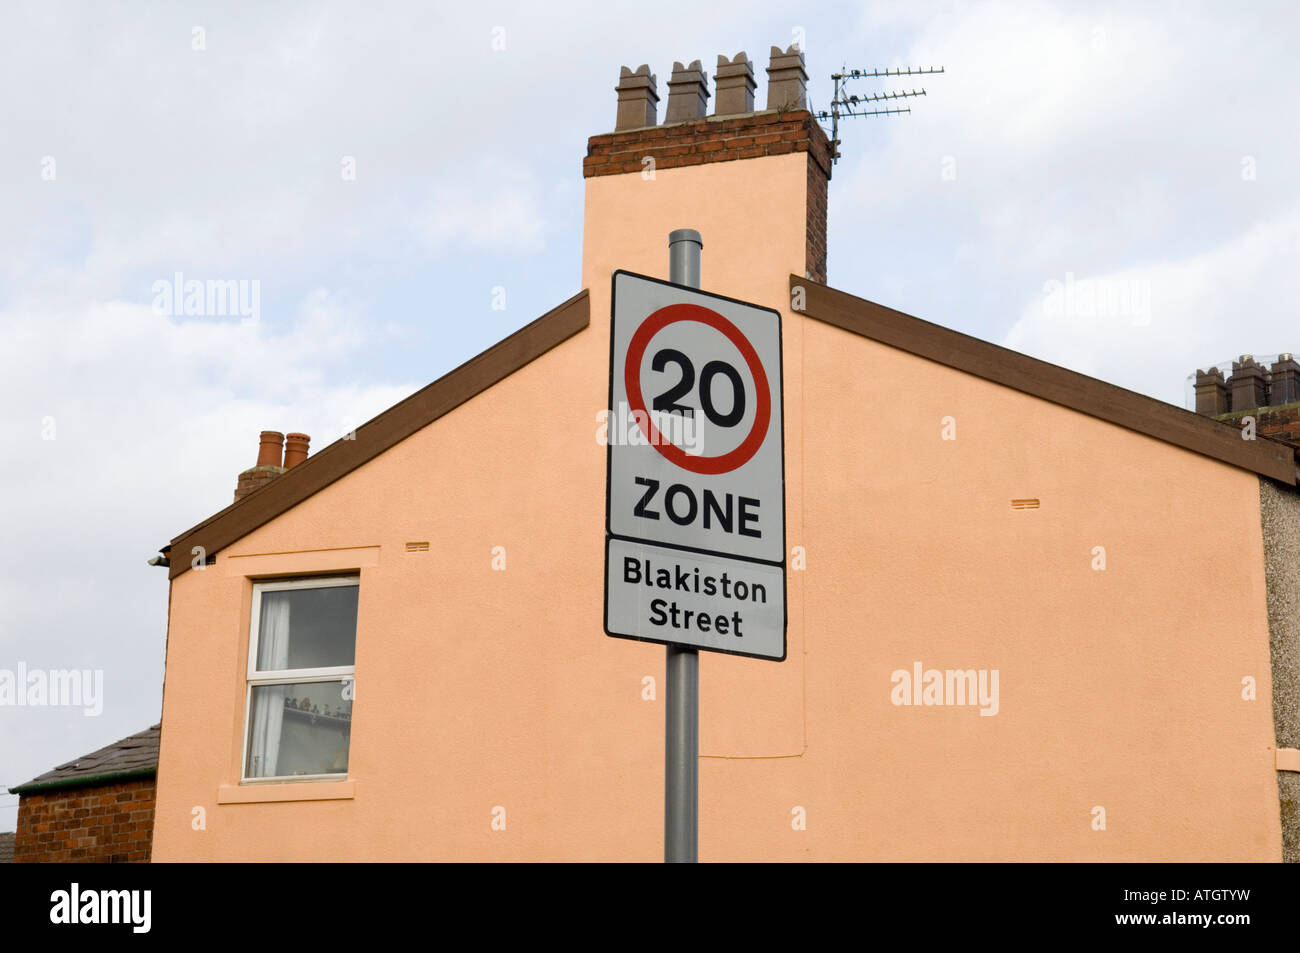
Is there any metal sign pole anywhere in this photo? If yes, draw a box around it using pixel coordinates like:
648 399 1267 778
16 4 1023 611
664 228 702 863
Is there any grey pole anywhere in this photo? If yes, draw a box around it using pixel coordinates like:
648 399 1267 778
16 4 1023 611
665 228 701 863
668 228 702 290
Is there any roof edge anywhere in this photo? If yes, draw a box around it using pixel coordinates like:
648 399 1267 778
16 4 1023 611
166 289 591 579
791 275 1298 484
9 766 156 796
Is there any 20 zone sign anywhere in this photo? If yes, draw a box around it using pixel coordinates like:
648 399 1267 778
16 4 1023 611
604 270 786 662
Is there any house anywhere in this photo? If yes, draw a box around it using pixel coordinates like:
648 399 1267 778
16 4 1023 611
10 724 159 863
149 45 1300 861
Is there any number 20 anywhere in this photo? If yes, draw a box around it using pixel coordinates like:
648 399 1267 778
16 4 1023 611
651 349 746 428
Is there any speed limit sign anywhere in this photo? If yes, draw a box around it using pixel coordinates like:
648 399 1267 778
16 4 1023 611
604 270 786 661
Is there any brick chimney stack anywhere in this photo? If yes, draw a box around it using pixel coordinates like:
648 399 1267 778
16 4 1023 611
233 430 312 501
235 431 286 501
585 44 831 283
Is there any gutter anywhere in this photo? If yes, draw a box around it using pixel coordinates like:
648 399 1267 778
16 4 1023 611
7 766 156 796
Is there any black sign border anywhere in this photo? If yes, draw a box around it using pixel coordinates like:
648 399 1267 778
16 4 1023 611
603 269 788 662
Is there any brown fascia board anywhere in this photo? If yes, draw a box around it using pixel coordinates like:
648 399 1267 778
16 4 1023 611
792 276 1299 485
167 290 590 579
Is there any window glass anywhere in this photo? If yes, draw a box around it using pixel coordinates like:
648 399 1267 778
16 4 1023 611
255 585 358 672
245 577 358 782
245 680 353 779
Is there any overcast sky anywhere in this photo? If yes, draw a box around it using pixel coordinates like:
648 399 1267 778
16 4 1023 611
2 0 1298 830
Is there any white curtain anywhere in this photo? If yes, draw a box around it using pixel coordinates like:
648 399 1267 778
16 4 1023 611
248 593 291 777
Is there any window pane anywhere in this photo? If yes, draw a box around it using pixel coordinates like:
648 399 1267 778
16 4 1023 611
245 681 352 779
256 584 357 671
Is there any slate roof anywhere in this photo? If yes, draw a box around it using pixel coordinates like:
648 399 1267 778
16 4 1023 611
0 832 14 863
10 724 160 794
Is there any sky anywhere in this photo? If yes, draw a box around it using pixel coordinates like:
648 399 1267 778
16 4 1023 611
2 0 1298 831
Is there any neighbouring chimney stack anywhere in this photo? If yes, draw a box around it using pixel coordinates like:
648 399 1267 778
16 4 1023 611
1230 354 1269 411
615 65 658 130
283 433 311 469
235 431 286 502
713 52 756 115
1191 354 1300 446
665 60 709 122
1270 353 1300 405
1194 367 1228 415
765 44 808 111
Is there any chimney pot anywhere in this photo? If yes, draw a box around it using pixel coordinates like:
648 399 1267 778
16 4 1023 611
665 59 710 123
1269 354 1300 405
1193 367 1228 416
765 44 808 111
614 64 658 130
256 431 285 468
1229 356 1268 412
283 433 311 469
236 431 287 502
713 52 756 116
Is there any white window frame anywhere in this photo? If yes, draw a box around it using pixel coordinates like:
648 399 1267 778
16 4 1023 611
241 575 359 784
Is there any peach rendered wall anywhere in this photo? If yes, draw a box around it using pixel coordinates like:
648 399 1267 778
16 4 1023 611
152 152 1281 860
754 321 1280 860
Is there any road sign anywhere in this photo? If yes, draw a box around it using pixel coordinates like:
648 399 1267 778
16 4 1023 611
604 270 786 661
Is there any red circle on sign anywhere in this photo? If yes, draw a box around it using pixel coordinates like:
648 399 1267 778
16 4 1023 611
624 302 771 475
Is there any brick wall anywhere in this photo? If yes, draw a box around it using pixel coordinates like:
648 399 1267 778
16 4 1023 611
1210 404 1300 448
1257 404 1300 446
14 777 156 863
585 109 832 283
806 144 829 283
235 463 286 502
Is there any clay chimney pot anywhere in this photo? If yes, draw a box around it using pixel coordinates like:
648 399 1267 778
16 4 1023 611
256 431 285 468
283 433 311 469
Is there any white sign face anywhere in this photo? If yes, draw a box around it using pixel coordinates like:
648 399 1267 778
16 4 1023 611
604 271 786 661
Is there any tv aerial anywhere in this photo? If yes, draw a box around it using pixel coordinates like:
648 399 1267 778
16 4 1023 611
815 65 945 164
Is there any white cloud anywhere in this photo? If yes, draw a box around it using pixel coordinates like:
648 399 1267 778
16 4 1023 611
2 0 1298 834
1002 207 1300 405
0 285 413 824
818 0 1300 406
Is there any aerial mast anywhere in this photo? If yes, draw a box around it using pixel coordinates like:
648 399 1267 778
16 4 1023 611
815 65 946 163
